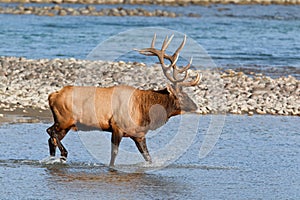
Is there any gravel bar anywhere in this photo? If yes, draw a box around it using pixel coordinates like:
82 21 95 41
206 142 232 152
0 56 299 116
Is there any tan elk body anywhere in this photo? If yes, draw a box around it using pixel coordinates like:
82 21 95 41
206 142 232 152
46 34 201 167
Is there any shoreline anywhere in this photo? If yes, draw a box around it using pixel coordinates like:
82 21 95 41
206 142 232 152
0 106 298 125
0 56 299 119
0 4 200 17
0 107 52 124
0 2 299 17
1 0 300 5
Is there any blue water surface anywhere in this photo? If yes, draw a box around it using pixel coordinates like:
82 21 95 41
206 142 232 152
1 4 300 77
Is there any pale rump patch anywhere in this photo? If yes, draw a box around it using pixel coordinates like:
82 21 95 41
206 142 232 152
72 87 99 128
70 86 114 130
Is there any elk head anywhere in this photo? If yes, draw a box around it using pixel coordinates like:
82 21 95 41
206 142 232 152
137 34 202 113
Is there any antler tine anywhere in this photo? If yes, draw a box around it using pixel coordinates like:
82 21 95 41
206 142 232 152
172 35 186 59
162 70 176 83
168 34 186 69
164 70 188 84
177 72 202 87
175 57 193 73
171 56 192 86
151 33 157 48
161 35 168 51
162 34 174 51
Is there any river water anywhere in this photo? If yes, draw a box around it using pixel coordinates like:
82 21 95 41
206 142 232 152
1 4 300 78
0 115 299 199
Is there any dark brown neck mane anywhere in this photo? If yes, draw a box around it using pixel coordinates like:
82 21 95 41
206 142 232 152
136 88 180 128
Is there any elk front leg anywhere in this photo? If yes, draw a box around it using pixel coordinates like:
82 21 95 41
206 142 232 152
131 136 152 164
109 130 123 167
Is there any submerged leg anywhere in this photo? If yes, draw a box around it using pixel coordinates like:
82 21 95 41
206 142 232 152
48 138 56 156
47 125 57 157
46 124 69 161
131 136 152 164
109 130 123 167
54 133 68 161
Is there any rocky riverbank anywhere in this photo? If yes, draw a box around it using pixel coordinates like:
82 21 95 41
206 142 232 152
0 0 300 5
0 56 299 116
0 4 201 17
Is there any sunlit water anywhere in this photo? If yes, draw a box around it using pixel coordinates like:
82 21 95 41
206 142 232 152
1 4 300 78
0 115 299 199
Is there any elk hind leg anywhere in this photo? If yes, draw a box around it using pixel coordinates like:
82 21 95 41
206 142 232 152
131 136 152 164
47 125 57 157
47 124 69 161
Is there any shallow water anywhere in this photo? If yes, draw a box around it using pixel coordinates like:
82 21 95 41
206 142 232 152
0 115 299 199
1 4 300 78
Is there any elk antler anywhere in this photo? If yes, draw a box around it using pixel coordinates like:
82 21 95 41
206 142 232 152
137 33 201 91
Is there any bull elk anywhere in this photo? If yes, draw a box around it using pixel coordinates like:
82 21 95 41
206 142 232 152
46 34 201 167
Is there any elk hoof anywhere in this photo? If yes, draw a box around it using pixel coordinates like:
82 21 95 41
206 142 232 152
60 156 67 163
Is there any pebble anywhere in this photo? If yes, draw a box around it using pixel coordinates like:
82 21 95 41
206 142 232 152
0 56 299 116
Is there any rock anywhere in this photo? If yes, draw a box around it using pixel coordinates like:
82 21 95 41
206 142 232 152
240 104 249 112
53 0 63 3
58 9 67 16
80 9 90 15
187 13 201 17
86 5 96 11
256 108 266 114
248 111 254 116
